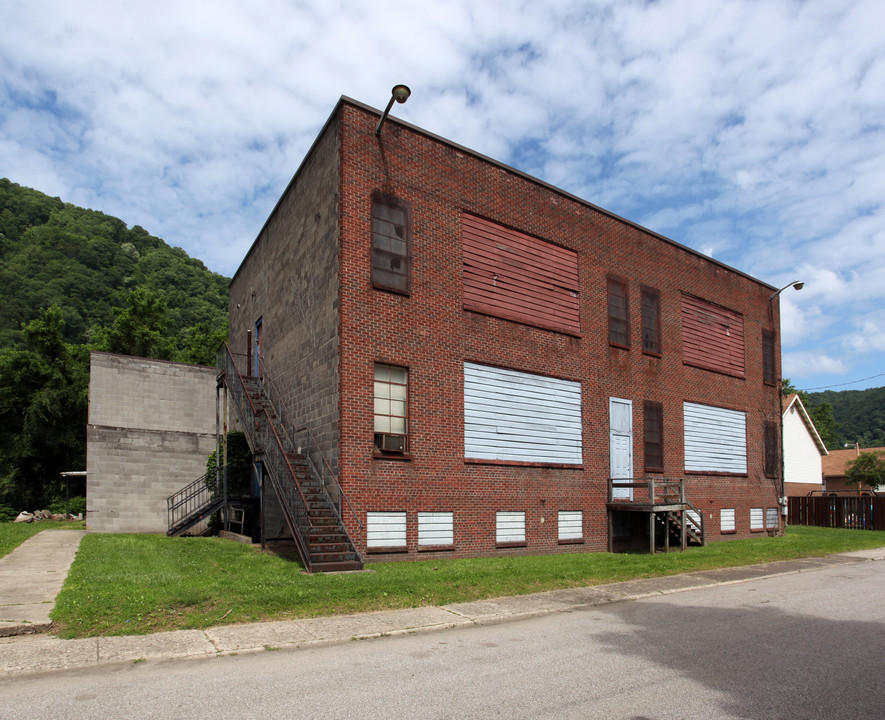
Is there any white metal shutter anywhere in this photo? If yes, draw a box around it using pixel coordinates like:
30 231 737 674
366 512 407 548
683 402 747 473
418 512 454 546
750 508 764 530
464 363 582 464
496 511 526 543
766 507 779 529
720 508 735 533
558 511 582 541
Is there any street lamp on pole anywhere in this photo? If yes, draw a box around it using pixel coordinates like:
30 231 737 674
769 279 805 523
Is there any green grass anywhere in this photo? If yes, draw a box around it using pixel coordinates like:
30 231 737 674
51 526 885 639
0 520 87 559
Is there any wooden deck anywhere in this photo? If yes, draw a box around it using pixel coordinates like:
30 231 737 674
607 478 704 553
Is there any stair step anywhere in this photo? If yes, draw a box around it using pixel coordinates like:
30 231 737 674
311 560 364 573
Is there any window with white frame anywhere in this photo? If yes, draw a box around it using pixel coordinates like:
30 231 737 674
558 511 583 541
766 507 779 530
496 511 526 544
374 363 408 453
418 512 454 547
366 511 407 548
720 508 736 534
750 508 764 531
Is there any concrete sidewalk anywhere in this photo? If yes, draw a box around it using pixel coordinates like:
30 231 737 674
2 544 883 678
0 530 86 638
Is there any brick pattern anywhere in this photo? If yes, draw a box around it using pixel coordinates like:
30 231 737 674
235 99 784 561
86 352 217 533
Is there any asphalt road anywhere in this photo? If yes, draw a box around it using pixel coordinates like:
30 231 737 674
2 559 884 719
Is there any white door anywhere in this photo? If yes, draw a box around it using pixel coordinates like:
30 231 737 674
609 398 633 500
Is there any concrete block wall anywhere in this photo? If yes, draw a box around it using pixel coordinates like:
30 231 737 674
87 352 217 533
228 111 342 476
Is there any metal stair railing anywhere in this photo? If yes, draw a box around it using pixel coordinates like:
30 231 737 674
217 343 314 570
255 354 363 539
167 472 218 535
683 502 705 545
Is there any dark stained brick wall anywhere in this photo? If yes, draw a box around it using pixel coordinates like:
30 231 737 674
232 97 783 561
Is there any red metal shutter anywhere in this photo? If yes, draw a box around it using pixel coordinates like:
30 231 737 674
680 293 745 378
462 213 580 335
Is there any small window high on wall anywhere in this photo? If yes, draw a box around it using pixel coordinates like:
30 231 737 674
372 196 409 294
607 276 630 348
641 286 661 355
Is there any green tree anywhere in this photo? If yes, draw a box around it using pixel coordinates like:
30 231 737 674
844 451 885 491
0 307 88 509
782 379 842 450
92 287 175 360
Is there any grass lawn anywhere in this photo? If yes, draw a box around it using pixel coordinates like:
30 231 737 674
50 525 885 639
0 520 87 559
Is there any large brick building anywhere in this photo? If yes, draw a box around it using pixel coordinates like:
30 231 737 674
225 95 785 566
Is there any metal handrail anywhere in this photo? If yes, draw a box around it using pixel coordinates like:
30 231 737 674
167 472 216 533
296 424 363 532
255 355 362 533
218 343 313 569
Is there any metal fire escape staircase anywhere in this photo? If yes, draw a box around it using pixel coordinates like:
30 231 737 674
607 478 705 553
217 344 363 573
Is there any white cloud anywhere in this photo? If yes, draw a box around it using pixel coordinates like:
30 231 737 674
2 0 884 390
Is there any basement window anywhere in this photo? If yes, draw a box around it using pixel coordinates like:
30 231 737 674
720 508 736 534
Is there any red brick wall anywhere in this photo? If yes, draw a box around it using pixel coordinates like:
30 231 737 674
331 100 782 560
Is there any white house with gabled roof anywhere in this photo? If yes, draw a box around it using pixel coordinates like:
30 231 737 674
783 393 828 495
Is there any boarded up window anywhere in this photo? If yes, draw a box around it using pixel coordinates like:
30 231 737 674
558 511 582 541
641 286 661 355
683 402 747 473
464 362 582 465
720 508 736 533
643 401 664 472
418 512 454 546
763 421 778 478
496 511 526 544
462 213 579 335
766 507 779 529
681 294 745 377
366 512 407 548
762 329 776 385
607 276 630 348
750 508 764 531
372 198 409 293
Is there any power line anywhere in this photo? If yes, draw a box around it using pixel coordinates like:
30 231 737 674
803 373 885 392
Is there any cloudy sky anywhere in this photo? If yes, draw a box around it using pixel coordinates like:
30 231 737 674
2 0 883 392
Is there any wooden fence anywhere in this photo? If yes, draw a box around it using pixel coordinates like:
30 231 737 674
788 496 885 531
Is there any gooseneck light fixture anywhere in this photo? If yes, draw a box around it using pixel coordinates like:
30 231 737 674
769 280 805 302
375 84 411 136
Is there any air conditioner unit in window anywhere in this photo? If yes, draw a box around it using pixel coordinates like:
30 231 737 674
377 433 406 453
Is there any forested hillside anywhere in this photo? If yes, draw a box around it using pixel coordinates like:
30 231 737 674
807 385 885 449
0 178 228 354
0 179 230 515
